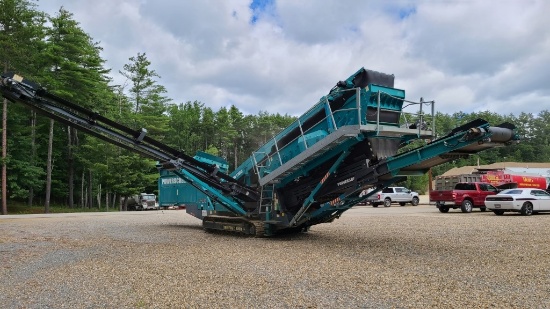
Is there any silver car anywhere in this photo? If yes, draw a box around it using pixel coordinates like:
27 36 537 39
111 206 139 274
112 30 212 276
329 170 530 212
367 187 420 207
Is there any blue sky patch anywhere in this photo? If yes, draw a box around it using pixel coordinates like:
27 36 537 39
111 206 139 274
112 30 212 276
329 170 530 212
250 0 275 24
398 6 416 19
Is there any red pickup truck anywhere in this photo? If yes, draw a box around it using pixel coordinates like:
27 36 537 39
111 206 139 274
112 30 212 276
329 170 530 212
429 182 499 213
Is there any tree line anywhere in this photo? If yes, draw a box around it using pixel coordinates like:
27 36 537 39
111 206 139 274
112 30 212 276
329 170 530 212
0 1 548 213
399 110 550 194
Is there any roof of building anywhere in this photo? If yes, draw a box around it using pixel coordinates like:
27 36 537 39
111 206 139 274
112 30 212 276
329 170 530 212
505 167 550 177
441 162 550 176
441 166 479 176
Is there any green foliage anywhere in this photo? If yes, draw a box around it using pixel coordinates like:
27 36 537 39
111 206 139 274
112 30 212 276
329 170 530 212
0 0 47 209
5 104 46 198
0 0 47 73
397 174 429 194
429 110 546 178
119 52 169 114
165 101 205 154
116 52 171 196
204 145 220 156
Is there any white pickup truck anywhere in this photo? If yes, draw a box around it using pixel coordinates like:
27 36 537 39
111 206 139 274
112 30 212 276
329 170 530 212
367 187 420 207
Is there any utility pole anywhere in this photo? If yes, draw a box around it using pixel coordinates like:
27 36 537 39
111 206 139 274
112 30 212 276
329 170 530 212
2 96 7 215
2 62 8 215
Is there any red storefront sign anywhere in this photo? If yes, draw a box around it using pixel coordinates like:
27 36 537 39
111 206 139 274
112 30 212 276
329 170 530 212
481 172 546 189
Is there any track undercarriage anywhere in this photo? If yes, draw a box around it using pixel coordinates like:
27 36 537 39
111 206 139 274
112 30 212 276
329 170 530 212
202 216 267 237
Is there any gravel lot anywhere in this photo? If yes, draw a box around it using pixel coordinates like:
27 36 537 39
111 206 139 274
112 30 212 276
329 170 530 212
1 203 549 308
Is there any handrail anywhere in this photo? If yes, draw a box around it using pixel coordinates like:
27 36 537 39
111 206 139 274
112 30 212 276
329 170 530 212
254 87 436 178
324 96 338 131
297 118 307 149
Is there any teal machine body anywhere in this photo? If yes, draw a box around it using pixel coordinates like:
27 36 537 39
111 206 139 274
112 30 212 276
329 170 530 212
157 68 518 235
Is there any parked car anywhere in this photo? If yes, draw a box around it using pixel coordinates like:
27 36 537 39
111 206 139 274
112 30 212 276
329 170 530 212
368 187 420 207
485 188 550 216
430 182 499 213
356 188 376 206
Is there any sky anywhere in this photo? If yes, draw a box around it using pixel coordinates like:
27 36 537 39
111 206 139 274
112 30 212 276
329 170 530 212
35 0 550 117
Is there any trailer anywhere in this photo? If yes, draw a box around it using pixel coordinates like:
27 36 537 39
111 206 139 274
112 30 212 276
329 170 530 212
0 68 520 236
158 151 228 210
434 171 547 192
480 171 547 190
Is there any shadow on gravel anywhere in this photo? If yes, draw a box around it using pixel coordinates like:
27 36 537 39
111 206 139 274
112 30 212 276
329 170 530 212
158 223 204 231
437 211 550 216
155 224 315 240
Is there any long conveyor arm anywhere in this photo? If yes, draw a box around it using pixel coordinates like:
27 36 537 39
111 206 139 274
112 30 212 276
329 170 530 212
0 73 259 214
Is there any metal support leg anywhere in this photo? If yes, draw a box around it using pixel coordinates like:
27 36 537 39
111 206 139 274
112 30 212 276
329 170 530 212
289 150 350 226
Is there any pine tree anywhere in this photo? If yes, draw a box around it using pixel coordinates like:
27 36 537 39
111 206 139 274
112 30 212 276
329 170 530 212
41 7 111 210
0 0 46 214
118 52 171 202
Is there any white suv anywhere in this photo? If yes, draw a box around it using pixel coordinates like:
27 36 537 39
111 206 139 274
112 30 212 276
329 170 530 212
368 187 420 207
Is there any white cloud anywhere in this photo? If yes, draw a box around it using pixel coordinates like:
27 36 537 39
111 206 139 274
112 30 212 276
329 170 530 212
36 0 550 117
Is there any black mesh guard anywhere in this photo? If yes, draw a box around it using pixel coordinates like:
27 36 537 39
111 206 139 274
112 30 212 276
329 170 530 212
358 69 395 88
